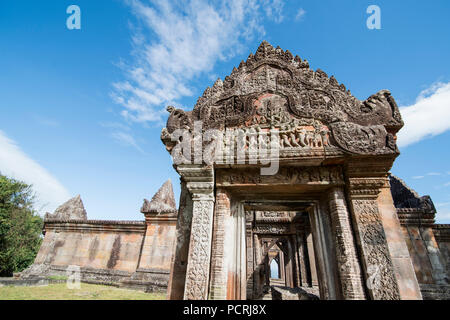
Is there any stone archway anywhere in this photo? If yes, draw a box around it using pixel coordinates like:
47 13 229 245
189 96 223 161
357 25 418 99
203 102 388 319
163 41 421 300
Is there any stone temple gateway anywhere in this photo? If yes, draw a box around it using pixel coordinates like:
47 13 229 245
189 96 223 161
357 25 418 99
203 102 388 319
22 42 450 300
162 41 449 300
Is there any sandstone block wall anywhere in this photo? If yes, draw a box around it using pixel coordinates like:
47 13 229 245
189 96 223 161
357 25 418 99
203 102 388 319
34 220 146 277
22 181 179 291
433 224 450 282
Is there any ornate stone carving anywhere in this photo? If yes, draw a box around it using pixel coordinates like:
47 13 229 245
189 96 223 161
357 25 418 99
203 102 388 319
328 188 366 299
162 41 403 160
184 200 215 300
180 165 215 300
253 224 293 235
166 106 192 133
330 122 397 155
141 179 177 215
216 166 344 186
389 174 436 212
350 198 401 300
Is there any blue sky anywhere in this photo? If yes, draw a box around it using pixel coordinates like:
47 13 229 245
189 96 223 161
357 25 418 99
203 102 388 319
0 0 449 222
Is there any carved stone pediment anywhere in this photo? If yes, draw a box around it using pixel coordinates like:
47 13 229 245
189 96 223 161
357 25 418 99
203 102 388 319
162 41 404 158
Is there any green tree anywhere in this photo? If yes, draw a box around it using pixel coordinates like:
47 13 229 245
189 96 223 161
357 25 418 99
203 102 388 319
0 174 43 277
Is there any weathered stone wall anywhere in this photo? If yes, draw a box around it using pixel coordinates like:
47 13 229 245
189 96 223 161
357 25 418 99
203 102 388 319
31 220 146 281
390 175 450 299
377 181 422 300
122 216 178 292
21 180 179 292
138 219 177 272
401 225 446 285
433 224 450 282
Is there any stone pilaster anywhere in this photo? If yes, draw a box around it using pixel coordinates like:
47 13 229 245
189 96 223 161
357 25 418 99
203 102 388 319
178 165 215 300
328 187 366 299
167 180 193 300
305 229 318 287
208 188 230 299
296 232 309 287
347 177 401 300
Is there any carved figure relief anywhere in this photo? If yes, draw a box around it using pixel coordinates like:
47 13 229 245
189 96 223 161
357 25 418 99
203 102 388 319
162 41 403 160
216 166 344 186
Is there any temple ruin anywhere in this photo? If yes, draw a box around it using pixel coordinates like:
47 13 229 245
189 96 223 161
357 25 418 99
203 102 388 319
22 41 450 300
21 180 178 292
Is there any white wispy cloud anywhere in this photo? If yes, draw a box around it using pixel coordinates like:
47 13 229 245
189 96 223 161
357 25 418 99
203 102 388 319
397 82 450 147
114 0 286 124
437 202 450 207
110 131 145 154
413 172 443 179
263 0 285 23
0 130 71 214
436 210 450 223
295 8 306 21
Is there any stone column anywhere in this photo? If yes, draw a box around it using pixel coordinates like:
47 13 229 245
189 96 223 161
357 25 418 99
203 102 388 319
178 165 215 300
347 177 401 300
286 238 295 287
208 191 246 300
328 187 366 300
305 230 318 287
209 188 230 300
308 204 339 299
245 211 254 299
234 202 247 300
296 232 309 287
167 180 193 300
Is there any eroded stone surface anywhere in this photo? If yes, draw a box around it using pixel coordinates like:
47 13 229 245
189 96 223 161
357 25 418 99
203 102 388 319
141 179 177 214
271 286 319 300
45 195 87 220
22 41 450 301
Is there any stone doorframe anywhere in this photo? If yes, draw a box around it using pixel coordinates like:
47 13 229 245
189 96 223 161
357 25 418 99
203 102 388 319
167 163 417 300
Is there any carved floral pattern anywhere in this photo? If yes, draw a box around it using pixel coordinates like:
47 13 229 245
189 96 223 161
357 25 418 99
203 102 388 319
351 199 401 300
184 200 214 300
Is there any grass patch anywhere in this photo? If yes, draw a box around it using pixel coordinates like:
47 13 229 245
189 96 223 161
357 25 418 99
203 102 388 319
0 283 166 300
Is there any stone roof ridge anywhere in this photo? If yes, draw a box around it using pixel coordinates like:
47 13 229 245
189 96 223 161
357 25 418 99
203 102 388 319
141 179 177 214
193 40 353 110
44 194 88 221
389 174 421 199
389 174 436 212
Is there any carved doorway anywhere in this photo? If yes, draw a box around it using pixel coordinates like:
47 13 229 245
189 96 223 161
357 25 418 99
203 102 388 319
244 207 321 300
